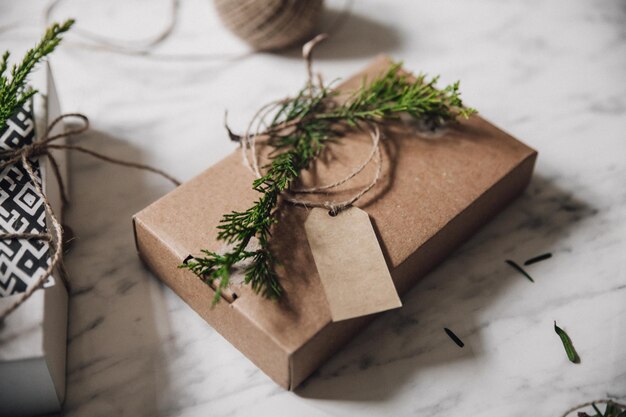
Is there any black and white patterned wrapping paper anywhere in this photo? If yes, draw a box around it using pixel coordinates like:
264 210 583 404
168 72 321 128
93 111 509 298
0 101 52 297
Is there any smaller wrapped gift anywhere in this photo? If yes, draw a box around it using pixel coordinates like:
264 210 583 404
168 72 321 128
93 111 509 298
133 57 537 389
0 63 69 416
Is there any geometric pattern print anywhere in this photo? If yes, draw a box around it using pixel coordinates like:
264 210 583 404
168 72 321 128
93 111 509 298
0 101 53 297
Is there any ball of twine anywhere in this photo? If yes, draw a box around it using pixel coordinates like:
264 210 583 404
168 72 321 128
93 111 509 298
214 0 325 51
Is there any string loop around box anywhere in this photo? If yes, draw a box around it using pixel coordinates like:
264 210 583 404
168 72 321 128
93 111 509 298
235 34 383 215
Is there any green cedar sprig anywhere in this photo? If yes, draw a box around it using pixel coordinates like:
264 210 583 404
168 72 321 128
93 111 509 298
0 19 74 129
181 62 476 304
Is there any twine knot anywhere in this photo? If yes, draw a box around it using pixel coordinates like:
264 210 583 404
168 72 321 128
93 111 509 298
2 139 43 162
1 113 88 170
0 113 179 321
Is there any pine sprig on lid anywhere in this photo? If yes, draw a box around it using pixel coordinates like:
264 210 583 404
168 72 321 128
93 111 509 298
182 61 476 304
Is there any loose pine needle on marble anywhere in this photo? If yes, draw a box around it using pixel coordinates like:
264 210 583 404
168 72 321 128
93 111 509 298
524 252 552 266
505 259 535 283
444 327 465 348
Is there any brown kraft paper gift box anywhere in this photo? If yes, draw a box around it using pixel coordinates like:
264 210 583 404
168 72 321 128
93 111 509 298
133 56 537 390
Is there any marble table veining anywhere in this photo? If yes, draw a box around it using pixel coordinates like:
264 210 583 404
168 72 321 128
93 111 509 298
1 0 625 416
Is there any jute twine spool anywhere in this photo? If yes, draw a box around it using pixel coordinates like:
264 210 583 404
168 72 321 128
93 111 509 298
214 0 324 51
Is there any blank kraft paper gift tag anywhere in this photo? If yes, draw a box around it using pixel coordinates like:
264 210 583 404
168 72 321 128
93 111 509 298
304 207 402 321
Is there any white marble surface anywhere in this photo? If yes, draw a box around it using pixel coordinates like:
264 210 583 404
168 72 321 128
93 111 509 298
2 0 626 416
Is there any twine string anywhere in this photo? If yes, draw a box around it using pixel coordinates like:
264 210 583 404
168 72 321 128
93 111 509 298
241 99 287 179
237 34 383 215
303 33 329 97
41 0 354 60
284 124 382 215
0 113 180 320
44 0 180 54
290 124 380 194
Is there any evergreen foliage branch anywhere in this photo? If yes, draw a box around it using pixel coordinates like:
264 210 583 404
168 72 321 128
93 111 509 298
0 19 74 129
182 62 476 304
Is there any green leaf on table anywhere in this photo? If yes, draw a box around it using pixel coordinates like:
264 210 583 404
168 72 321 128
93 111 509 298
554 321 580 364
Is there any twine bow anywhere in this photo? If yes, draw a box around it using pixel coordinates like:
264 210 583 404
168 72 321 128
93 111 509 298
0 113 180 320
